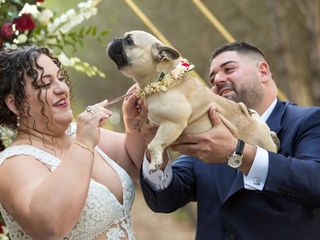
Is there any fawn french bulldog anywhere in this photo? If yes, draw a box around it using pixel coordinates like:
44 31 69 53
107 30 279 171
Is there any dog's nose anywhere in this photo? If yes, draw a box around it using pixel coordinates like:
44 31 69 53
106 38 128 69
106 38 122 50
106 38 123 56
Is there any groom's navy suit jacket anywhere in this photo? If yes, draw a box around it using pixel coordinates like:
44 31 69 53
140 100 320 240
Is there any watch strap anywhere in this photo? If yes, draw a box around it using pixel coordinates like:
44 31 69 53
235 139 245 155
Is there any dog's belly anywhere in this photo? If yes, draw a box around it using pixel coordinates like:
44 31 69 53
184 113 212 134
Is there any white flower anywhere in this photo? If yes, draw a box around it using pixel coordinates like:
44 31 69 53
59 16 84 33
0 0 5 8
0 126 16 147
45 37 57 45
0 234 9 240
19 3 40 18
37 9 54 25
78 2 88 9
72 57 81 63
83 8 97 19
58 52 74 66
47 1 98 34
17 34 28 43
3 42 18 49
66 9 76 17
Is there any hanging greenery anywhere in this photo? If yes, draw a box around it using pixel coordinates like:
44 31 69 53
0 0 107 77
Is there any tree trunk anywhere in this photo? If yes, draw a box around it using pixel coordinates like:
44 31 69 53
267 0 312 105
304 0 320 105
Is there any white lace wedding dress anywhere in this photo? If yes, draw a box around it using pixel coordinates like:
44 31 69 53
0 144 136 240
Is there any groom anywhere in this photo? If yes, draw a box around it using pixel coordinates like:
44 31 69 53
139 41 320 240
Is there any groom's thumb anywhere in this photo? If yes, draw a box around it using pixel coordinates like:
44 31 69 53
209 105 221 127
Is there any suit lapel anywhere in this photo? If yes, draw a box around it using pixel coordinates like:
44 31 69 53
266 100 289 133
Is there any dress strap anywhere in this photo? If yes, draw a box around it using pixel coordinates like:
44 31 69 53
0 145 61 171
95 146 118 169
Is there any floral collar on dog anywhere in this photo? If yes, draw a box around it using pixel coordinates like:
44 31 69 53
136 58 195 97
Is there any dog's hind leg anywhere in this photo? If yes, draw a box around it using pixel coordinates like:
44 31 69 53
212 102 240 138
218 113 239 139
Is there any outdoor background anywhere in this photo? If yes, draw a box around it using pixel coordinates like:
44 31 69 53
45 1 320 239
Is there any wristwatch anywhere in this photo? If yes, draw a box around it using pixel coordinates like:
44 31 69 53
227 139 245 168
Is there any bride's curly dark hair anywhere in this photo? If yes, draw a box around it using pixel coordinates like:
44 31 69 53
0 46 72 144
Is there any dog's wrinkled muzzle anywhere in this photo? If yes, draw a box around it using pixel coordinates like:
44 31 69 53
107 38 128 69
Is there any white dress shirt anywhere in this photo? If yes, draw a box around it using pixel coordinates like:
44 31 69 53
142 98 278 191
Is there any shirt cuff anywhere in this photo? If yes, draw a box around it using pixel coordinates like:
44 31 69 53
243 147 269 191
142 151 173 191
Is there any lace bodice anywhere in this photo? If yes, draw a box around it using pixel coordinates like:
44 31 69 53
0 145 136 240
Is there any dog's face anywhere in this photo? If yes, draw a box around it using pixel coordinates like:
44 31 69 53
107 30 181 87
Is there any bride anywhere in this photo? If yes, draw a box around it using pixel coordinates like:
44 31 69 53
0 46 146 239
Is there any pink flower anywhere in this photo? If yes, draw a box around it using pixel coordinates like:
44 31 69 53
181 62 190 67
13 14 35 32
1 22 14 39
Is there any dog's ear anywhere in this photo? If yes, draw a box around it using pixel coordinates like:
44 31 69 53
151 43 180 61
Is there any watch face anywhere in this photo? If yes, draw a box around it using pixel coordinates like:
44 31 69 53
228 154 242 168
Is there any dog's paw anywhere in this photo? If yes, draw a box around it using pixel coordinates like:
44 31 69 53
270 131 280 151
149 154 162 173
149 159 162 173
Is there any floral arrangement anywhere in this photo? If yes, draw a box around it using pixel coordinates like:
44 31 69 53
137 58 195 97
0 0 107 77
0 217 8 240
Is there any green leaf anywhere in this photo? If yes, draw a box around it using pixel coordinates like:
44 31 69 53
100 30 109 36
63 39 75 47
91 26 97 36
59 30 65 38
69 34 78 42
85 26 92 35
33 27 41 35
79 27 85 37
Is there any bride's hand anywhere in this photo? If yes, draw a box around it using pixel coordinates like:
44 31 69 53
76 99 112 149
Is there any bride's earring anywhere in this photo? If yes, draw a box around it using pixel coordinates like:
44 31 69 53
16 115 20 128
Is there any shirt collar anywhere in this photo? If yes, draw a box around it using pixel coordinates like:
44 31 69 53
260 98 277 122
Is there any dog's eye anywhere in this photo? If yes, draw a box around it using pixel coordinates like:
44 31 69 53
124 36 134 46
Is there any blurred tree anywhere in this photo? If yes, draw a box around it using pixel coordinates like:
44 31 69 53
267 0 307 104
303 0 320 105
